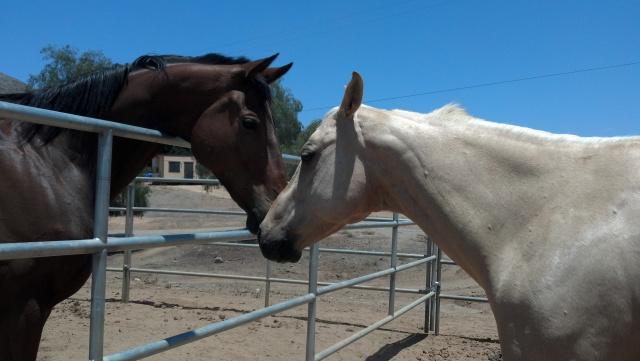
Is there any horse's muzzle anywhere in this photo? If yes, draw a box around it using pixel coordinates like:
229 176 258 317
257 231 302 263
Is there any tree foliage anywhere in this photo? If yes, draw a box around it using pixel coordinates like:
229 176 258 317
292 119 322 154
160 145 191 155
271 79 303 155
195 162 220 193
28 45 113 88
270 80 317 178
109 182 152 218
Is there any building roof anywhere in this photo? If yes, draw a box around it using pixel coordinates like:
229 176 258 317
0 72 30 94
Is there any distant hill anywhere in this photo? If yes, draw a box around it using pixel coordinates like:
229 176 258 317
0 72 30 93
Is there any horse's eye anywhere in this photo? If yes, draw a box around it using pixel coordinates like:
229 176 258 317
300 149 315 162
242 117 257 130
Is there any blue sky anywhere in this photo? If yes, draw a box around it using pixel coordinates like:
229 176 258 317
1 0 638 137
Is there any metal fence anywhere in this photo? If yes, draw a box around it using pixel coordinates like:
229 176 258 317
0 101 489 361
105 174 435 361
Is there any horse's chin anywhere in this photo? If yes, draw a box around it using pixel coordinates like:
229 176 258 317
246 216 260 234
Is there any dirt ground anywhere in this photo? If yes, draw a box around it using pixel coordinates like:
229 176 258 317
37 185 501 361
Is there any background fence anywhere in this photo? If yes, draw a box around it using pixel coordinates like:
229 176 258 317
0 101 489 361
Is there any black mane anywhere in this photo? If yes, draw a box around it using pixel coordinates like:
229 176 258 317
0 53 262 145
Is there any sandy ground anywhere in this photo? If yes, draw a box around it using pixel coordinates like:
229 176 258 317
37 185 501 361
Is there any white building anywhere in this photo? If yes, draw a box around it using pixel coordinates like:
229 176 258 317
151 154 198 179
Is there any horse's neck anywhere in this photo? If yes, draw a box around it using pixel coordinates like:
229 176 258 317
109 138 163 196
368 115 575 289
49 128 161 200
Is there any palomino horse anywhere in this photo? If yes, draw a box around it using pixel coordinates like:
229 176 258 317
0 53 291 360
259 72 640 360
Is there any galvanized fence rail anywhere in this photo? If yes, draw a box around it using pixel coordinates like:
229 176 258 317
0 100 489 360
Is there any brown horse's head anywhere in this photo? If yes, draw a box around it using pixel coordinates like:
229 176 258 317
111 54 292 233
189 57 291 232
0 53 292 360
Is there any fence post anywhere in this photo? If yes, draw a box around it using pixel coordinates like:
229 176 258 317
89 130 113 361
434 248 443 336
388 213 399 316
424 237 433 333
122 181 135 303
305 244 319 361
429 241 438 332
265 260 272 308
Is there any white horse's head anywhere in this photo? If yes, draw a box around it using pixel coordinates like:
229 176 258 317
258 72 378 262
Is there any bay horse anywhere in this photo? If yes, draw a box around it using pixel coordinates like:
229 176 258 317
259 72 640 360
0 53 292 360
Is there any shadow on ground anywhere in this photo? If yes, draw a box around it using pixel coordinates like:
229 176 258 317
365 333 428 361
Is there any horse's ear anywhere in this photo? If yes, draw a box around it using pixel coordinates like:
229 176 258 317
339 72 364 119
261 62 293 84
243 54 279 79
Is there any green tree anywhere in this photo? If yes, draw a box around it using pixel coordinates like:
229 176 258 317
270 79 308 178
109 181 152 218
280 118 322 179
293 119 322 154
271 79 303 155
28 45 113 88
160 145 191 155
195 162 220 193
